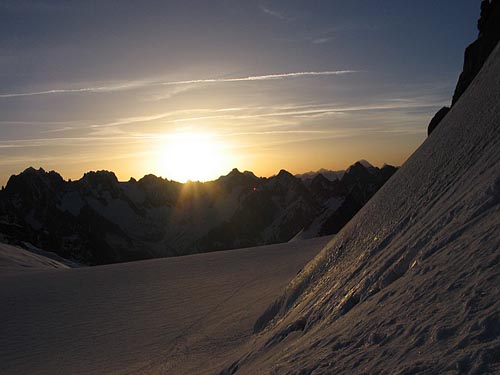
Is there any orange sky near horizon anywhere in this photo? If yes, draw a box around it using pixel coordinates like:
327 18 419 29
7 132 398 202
0 127 423 186
0 1 478 186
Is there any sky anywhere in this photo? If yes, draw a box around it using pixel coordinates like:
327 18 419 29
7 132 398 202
0 0 479 184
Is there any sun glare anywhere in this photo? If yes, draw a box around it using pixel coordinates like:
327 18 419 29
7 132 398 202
156 132 229 182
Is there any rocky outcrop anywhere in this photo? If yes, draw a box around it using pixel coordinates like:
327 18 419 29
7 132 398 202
427 106 450 135
453 0 500 105
428 0 500 135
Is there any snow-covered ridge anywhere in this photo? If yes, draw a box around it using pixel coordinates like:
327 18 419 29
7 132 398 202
218 42 500 374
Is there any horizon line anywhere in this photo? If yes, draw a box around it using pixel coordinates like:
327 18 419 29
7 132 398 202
2 159 395 185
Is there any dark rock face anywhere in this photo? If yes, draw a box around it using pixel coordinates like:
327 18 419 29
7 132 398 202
453 0 500 105
309 174 345 200
428 106 450 135
428 0 499 135
0 162 397 265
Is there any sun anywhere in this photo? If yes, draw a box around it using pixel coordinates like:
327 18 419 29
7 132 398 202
156 132 229 182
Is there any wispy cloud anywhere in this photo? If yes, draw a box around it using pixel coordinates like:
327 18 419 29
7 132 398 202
312 37 333 44
260 6 289 21
0 70 355 99
54 98 440 133
0 95 441 137
0 82 144 98
44 126 75 133
160 70 356 86
89 113 175 129
222 130 329 137
171 101 441 123
276 24 379 45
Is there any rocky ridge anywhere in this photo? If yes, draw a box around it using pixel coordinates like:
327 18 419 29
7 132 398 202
0 162 396 265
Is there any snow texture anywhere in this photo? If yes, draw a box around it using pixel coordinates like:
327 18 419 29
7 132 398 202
218 43 500 375
0 242 70 273
0 236 331 374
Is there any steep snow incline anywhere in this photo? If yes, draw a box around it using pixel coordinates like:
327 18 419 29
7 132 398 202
221 45 500 374
0 236 331 375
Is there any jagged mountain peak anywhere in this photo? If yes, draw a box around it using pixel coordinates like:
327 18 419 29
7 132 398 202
5 167 64 192
82 170 118 181
216 168 260 189
277 169 293 177
296 168 345 183
19 166 62 181
356 159 374 169
80 170 119 190
0 162 396 264
138 174 166 185
23 166 45 174
275 169 296 182
344 161 371 176
229 167 241 175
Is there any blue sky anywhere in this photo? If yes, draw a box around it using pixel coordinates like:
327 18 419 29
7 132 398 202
0 0 479 183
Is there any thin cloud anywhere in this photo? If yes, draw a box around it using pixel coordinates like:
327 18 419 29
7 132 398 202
88 99 439 130
312 37 333 44
0 70 355 99
161 70 356 86
171 101 441 123
222 130 329 137
0 82 144 98
260 6 288 21
88 107 255 129
89 113 175 129
276 24 378 45
43 126 76 133
0 136 155 149
2 98 437 134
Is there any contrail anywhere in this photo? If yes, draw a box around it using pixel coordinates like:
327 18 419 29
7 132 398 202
0 70 356 98
0 87 110 98
161 70 356 85
0 83 142 98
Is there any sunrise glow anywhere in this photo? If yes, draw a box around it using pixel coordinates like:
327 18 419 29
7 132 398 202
0 1 478 186
156 132 230 182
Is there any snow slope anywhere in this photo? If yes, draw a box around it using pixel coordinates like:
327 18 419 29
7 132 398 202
0 236 331 375
0 242 70 273
218 44 500 374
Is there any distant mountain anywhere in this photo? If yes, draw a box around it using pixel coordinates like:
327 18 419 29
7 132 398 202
295 168 345 182
0 162 397 265
293 162 398 241
295 160 377 183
